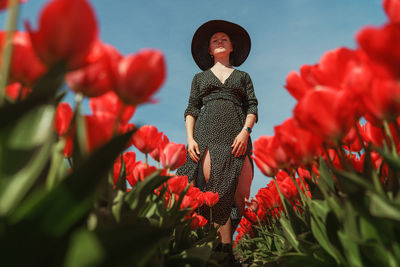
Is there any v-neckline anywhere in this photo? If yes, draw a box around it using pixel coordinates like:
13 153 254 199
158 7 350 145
209 68 236 86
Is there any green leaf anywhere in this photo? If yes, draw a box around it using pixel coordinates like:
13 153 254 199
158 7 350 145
0 105 55 216
64 229 104 267
125 172 170 216
111 190 125 223
309 201 344 265
333 169 375 194
9 129 135 236
318 159 335 192
337 230 362 267
96 216 171 267
0 63 66 129
46 139 69 190
280 217 300 253
369 192 400 222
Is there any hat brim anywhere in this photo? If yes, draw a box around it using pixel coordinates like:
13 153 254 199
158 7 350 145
191 20 251 71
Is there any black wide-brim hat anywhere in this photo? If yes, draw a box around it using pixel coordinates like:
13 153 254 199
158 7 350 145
191 20 251 71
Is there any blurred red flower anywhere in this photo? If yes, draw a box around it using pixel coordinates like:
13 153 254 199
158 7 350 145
89 91 136 125
132 125 163 154
1 31 47 86
5 82 31 101
0 0 27 11
66 41 122 97
25 0 98 70
167 175 188 195
113 151 136 185
203 191 219 207
54 102 74 157
384 0 400 24
150 133 169 162
190 213 207 229
252 135 288 177
160 142 187 171
357 23 400 79
274 118 322 167
130 162 157 186
115 49 166 105
294 88 356 143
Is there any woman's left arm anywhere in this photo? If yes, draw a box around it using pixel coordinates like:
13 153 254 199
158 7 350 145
232 73 258 157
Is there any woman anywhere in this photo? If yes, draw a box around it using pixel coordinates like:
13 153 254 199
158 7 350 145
177 19 258 261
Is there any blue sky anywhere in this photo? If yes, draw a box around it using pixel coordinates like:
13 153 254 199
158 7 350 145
4 0 387 196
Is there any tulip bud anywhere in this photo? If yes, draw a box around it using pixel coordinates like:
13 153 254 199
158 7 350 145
160 142 187 171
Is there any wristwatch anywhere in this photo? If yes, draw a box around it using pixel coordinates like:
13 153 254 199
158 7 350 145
243 126 252 134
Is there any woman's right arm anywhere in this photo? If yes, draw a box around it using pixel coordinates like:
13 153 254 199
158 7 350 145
184 74 202 163
185 115 200 163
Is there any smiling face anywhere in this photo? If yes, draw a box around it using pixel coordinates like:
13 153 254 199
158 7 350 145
208 32 233 58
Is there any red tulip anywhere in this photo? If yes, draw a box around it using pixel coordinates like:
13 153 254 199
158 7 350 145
54 102 74 157
190 213 208 229
384 0 400 24
185 186 204 210
160 142 186 171
252 135 289 177
25 0 98 70
0 0 27 11
297 167 311 180
284 68 313 101
132 125 163 154
55 102 73 136
274 118 322 167
66 42 122 97
311 47 359 90
278 177 298 201
115 49 166 105
245 197 259 213
342 122 364 152
294 88 357 143
167 175 189 194
5 82 31 101
85 113 115 153
113 151 136 185
89 91 136 125
150 134 169 162
5 31 46 86
357 23 400 79
361 78 400 124
203 191 219 207
131 162 157 185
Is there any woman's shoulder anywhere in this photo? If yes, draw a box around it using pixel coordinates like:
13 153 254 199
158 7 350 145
234 69 251 79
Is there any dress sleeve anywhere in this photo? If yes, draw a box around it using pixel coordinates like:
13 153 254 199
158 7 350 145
244 73 258 122
184 74 202 120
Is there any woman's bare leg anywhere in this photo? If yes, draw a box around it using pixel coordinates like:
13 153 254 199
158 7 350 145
201 148 211 183
201 149 232 243
235 156 253 215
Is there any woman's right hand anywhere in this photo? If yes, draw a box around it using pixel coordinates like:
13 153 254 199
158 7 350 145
187 138 200 163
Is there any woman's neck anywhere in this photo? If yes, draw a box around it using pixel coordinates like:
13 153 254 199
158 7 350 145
212 59 232 69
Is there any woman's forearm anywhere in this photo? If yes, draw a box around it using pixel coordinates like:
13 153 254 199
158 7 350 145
185 115 196 141
244 114 256 130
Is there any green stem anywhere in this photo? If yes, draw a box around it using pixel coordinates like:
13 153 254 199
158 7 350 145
288 172 306 206
383 120 398 158
273 179 288 217
0 0 20 106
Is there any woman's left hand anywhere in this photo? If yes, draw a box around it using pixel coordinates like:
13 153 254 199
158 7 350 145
231 129 250 157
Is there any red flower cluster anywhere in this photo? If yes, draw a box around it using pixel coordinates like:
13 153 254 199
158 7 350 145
4 0 166 105
253 0 400 177
240 0 400 246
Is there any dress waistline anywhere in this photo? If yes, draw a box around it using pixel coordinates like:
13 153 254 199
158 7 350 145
202 91 243 107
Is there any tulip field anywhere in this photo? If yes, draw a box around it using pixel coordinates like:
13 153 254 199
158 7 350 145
1 0 400 266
